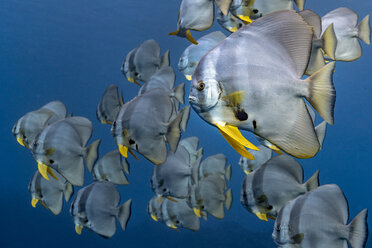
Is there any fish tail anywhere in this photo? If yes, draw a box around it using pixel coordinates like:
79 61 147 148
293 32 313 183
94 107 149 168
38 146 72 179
303 170 319 191
160 50 170 67
305 61 336 125
358 15 371 45
321 23 337 60
294 0 305 11
173 83 185 105
315 121 327 149
64 182 74 202
348 209 368 248
225 164 232 181
224 188 233 210
85 139 101 172
166 106 190 152
118 199 132 231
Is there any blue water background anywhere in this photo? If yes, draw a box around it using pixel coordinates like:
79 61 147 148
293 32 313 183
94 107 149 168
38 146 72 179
1 0 371 247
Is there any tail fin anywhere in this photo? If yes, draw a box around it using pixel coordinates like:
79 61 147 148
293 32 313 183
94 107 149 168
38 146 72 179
225 164 232 181
322 23 337 60
294 0 305 11
303 170 319 191
64 182 74 202
315 121 327 149
173 83 185 104
118 199 132 231
348 209 368 248
166 107 189 152
358 15 371 45
225 188 233 210
305 61 336 125
85 139 101 172
160 50 170 67
180 105 190 132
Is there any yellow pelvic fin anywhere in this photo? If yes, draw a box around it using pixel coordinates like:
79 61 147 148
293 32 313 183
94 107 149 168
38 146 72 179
237 15 253 24
216 123 259 151
218 128 255 160
255 212 268 221
185 30 198 45
128 148 139 160
222 91 245 107
38 162 50 181
193 208 202 218
168 30 180 36
167 196 178 202
118 144 128 158
244 170 250 175
31 198 39 208
157 196 163 204
229 27 239 33
185 75 192 81
16 137 26 147
47 167 58 180
40 201 48 209
168 224 179 231
75 224 83 235
128 77 141 86
151 214 158 222
268 144 281 152
106 120 113 125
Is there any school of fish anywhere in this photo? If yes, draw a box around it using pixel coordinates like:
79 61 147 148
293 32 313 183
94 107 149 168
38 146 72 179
12 0 371 246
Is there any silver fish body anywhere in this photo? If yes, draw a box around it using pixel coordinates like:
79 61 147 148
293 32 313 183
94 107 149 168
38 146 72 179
96 84 123 125
238 145 272 174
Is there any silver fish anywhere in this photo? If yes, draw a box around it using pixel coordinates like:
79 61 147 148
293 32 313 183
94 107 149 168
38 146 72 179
238 145 272 175
112 88 190 164
217 9 246 33
321 7 370 62
147 195 163 222
193 153 231 182
249 0 305 20
178 31 226 81
273 184 368 248
161 198 200 231
121 39 170 85
240 154 319 221
189 174 232 219
32 117 100 186
70 181 131 238
28 169 73 215
189 10 336 159
96 84 124 125
12 101 67 149
90 150 129 185
229 0 256 23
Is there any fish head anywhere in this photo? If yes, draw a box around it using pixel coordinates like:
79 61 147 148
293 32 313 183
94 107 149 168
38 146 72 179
178 53 189 74
189 77 221 114
12 118 32 148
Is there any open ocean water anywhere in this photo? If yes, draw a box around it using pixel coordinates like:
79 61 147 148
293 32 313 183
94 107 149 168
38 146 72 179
1 0 371 247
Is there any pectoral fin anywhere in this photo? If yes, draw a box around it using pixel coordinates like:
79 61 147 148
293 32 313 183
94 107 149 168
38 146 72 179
128 148 139 160
222 91 245 107
118 144 128 158
167 196 178 202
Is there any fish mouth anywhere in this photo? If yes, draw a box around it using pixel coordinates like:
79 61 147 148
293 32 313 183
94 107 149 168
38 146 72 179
188 96 197 103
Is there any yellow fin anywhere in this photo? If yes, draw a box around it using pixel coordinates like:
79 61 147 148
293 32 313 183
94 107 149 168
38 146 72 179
244 170 250 175
229 27 239 32
31 198 39 208
167 224 179 231
47 167 58 180
216 123 259 151
222 91 245 107
128 148 139 160
38 163 50 181
151 214 158 222
186 30 198 45
118 144 128 158
255 212 268 221
167 196 178 202
75 224 83 235
268 144 281 152
193 208 202 218
218 128 255 160
16 137 26 147
128 77 141 86
46 148 56 156
185 75 192 81
168 30 180 36
40 201 48 209
237 15 252 24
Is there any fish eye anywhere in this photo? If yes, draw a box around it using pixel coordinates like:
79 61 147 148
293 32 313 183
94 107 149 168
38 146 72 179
176 220 180 224
238 23 243 28
49 159 54 164
197 81 205 91
267 205 273 210
253 9 258 14
134 72 139 76
129 139 135 145
162 188 167 192
201 205 205 210
276 225 281 231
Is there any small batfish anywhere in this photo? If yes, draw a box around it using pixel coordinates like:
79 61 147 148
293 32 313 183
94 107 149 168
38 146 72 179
193 153 231 182
321 7 370 61
28 169 73 215
70 181 131 238
32 117 101 186
240 154 319 221
178 31 226 80
112 88 190 164
189 174 232 219
177 136 203 166
121 39 170 85
90 150 130 185
238 145 272 175
147 195 163 222
161 198 200 231
229 0 255 23
189 11 336 159
96 84 124 125
12 101 67 149
217 9 246 33
273 184 368 248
